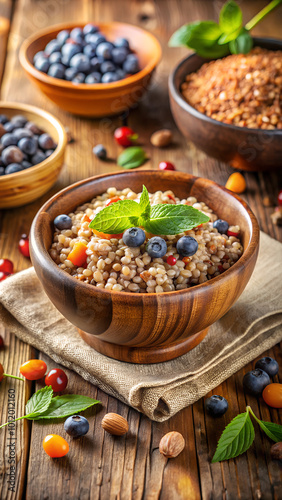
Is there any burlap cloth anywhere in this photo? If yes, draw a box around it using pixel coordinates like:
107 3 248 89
0 232 281 422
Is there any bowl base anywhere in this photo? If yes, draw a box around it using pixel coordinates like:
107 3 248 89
77 327 209 364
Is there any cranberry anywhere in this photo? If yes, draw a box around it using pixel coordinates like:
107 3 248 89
158 161 175 171
166 255 177 266
19 234 30 258
278 190 282 206
227 230 239 237
114 126 137 147
45 368 68 392
0 259 13 274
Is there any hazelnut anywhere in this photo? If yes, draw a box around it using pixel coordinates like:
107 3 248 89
270 442 282 461
150 129 172 148
159 431 185 458
101 412 129 436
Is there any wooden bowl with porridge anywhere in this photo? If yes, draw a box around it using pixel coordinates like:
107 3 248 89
30 170 259 364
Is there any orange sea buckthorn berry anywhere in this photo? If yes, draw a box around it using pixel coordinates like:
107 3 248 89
43 434 69 458
68 241 88 266
106 196 121 206
262 383 282 408
92 229 123 240
19 359 47 380
225 172 246 194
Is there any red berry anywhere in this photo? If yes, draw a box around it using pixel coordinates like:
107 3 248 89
106 196 121 206
20 359 47 380
227 230 239 237
278 190 282 206
19 234 30 258
114 127 137 147
0 272 11 282
0 336 4 349
0 259 13 274
45 368 68 392
167 255 177 266
158 161 176 171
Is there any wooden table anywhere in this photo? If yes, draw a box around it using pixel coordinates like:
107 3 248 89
0 1 281 498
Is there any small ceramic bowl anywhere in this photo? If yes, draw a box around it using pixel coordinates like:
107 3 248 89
19 22 162 117
30 170 259 364
0 102 67 209
169 38 282 171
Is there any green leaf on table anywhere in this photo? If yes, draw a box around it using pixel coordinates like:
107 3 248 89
139 185 151 221
219 1 243 34
25 386 53 417
117 146 147 169
212 409 255 463
32 394 100 420
143 204 209 235
229 28 253 54
257 420 282 443
89 199 142 234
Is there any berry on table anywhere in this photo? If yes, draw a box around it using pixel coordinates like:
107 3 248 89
158 161 175 171
146 237 167 258
278 190 282 206
114 126 137 147
43 434 69 458
213 219 229 234
93 144 107 160
205 395 228 417
166 255 177 266
176 236 198 257
243 369 270 396
54 214 72 230
0 258 13 274
19 234 30 258
64 415 89 437
123 227 146 247
19 359 47 380
0 336 4 348
45 368 68 391
225 172 246 194
255 357 279 377
262 383 282 408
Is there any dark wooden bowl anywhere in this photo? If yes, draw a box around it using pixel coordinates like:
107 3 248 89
30 171 259 364
168 38 282 172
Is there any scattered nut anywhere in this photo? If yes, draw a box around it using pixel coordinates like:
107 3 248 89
150 129 172 148
270 442 282 460
101 412 129 436
65 126 75 143
262 196 274 207
159 431 185 458
270 207 282 226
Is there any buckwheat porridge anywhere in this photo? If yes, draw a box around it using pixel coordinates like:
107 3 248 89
49 187 243 293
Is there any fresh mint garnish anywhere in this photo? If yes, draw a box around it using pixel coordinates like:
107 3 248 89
25 385 53 417
169 0 281 57
89 185 209 236
248 406 282 443
117 146 147 169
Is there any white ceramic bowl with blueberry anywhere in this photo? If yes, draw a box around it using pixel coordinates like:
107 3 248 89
19 22 162 117
0 102 67 208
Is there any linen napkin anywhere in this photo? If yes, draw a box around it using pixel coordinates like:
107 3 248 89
0 231 281 422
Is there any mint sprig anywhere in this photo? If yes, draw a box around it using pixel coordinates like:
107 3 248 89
117 146 147 169
89 185 209 236
212 405 282 463
169 0 281 58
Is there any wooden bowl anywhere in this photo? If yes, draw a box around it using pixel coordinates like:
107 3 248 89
30 170 259 364
0 102 67 208
169 38 282 172
19 22 162 117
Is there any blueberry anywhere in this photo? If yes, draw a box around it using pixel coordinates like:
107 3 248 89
34 56 50 73
100 61 116 74
123 227 146 247
243 369 270 396
114 38 130 49
70 27 84 43
205 395 228 417
31 150 46 165
64 415 89 437
57 29 70 44
1 133 18 147
22 160 32 169
45 149 54 158
0 114 8 124
84 33 105 47
101 72 118 83
45 39 62 56
54 214 72 230
38 133 56 150
49 51 62 64
18 137 37 155
65 67 78 81
5 163 23 174
0 166 5 175
146 237 167 258
123 54 139 74
115 69 126 80
96 42 113 60
33 51 46 63
2 145 23 165
176 236 198 257
61 43 82 64
70 53 91 73
83 24 99 36
85 72 101 83
90 56 102 72
93 144 107 159
48 63 65 79
72 72 85 84
4 122 17 132
14 128 33 140
213 219 229 234
255 357 279 377
83 44 96 59
112 47 128 65
11 115 28 127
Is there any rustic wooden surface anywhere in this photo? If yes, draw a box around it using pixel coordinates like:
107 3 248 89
0 0 281 499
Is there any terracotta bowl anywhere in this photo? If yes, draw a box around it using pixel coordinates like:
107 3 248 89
0 102 67 209
30 170 259 364
19 22 162 117
169 38 282 172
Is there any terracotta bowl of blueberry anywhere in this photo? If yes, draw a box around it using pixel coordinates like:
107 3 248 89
19 22 162 117
0 102 67 209
30 170 259 364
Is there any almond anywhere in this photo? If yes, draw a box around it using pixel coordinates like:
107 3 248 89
159 431 185 458
150 129 172 148
101 412 129 436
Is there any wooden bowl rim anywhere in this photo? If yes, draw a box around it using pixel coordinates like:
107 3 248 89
0 101 67 181
168 36 282 136
19 21 162 91
31 170 260 299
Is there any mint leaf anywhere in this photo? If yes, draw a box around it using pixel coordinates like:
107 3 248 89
229 28 253 54
219 1 242 34
117 147 147 170
218 26 242 45
25 385 53 417
212 409 255 463
89 199 141 234
143 204 209 235
139 185 151 221
248 407 282 443
32 394 100 420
